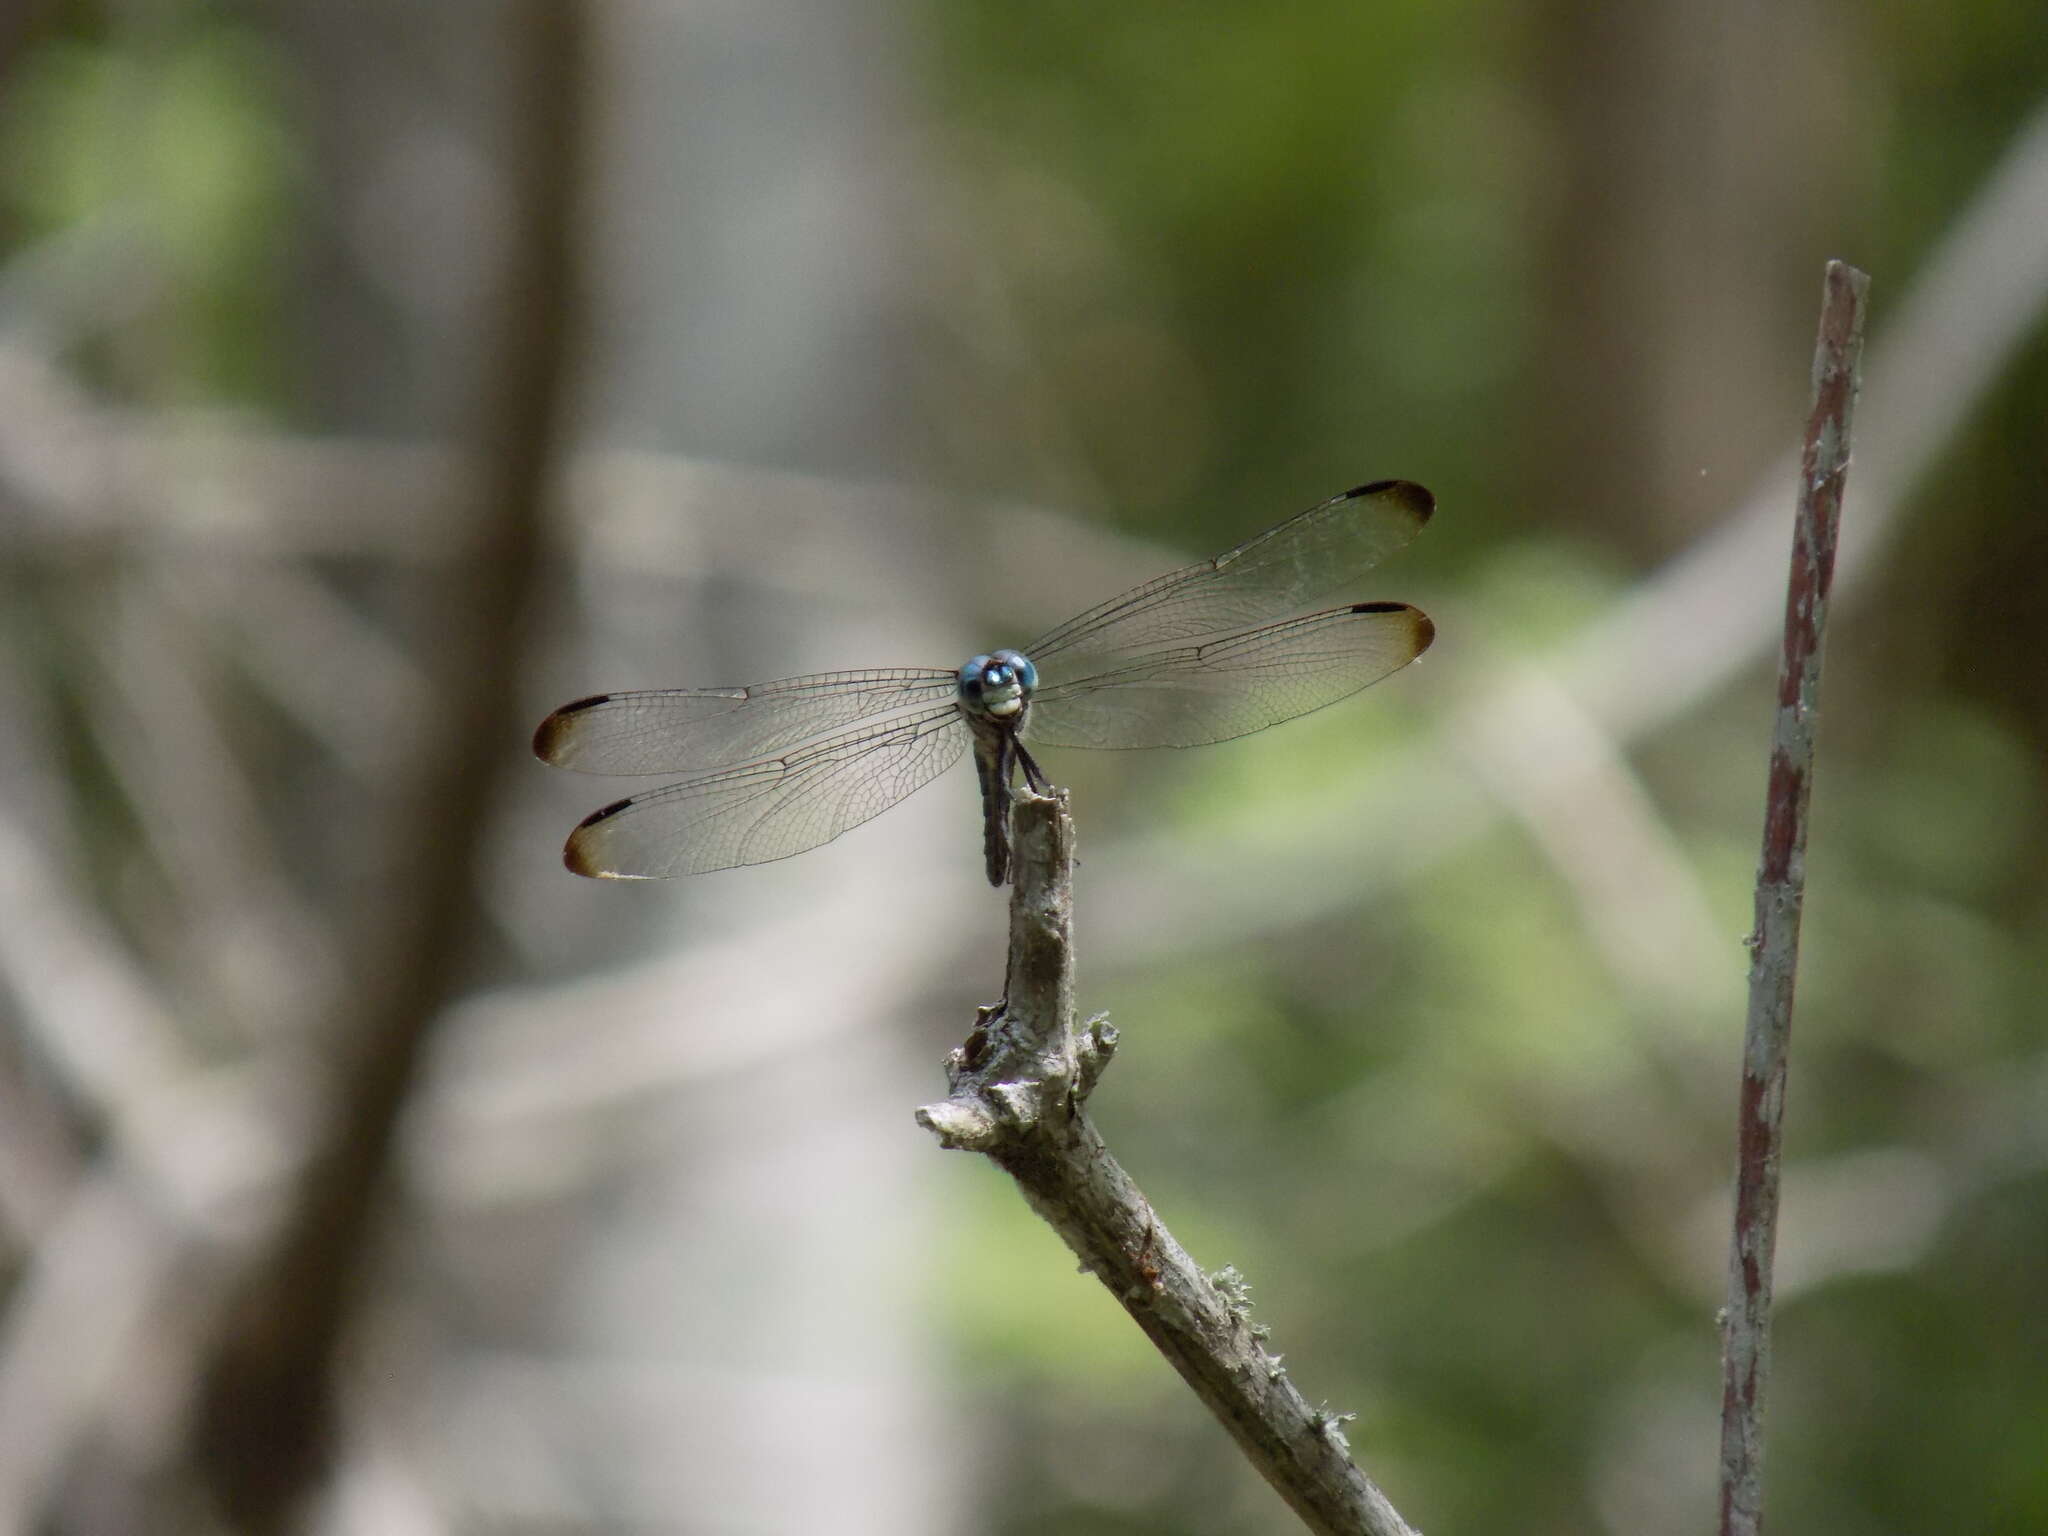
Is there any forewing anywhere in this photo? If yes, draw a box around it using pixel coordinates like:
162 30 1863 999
1027 602 1433 750
562 703 968 878
533 668 956 774
1026 480 1433 675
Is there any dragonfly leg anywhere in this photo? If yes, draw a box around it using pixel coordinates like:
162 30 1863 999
1013 737 1050 794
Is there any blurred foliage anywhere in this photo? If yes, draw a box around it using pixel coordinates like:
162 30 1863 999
0 14 295 401
920 0 1539 547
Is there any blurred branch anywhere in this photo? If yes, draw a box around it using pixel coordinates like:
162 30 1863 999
5 91 2044 597
1717 261 1867 1536
0 793 312 1529
86 575 333 1035
918 792 1419 1536
0 1158 185 1525
184 2 587 1528
193 561 438 787
0 808 194 1145
1452 652 1725 1007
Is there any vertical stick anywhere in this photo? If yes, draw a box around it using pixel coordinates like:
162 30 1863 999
1718 260 1869 1536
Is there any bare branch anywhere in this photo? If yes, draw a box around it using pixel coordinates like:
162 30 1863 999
1718 260 1869 1536
919 791 1419 1536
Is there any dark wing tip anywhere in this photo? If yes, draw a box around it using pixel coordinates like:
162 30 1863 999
532 693 613 763
575 795 634 830
563 796 634 878
1342 479 1435 527
1349 601 1435 658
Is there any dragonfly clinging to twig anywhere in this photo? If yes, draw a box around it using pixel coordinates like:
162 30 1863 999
534 479 1436 885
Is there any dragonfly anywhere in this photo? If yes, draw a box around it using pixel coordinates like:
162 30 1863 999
534 479 1436 886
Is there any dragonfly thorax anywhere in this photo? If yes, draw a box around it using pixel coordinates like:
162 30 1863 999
957 649 1038 721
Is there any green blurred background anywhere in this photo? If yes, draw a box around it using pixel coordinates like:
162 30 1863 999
0 2 2043 1532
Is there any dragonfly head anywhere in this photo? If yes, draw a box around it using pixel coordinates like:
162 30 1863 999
957 649 1037 721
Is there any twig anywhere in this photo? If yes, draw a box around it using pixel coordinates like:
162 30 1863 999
1718 259 1868 1536
917 790 1419 1536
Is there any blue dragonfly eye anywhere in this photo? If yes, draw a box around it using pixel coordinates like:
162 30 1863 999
993 650 1038 691
958 654 995 694
957 651 1038 699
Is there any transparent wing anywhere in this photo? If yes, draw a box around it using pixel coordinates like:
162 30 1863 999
1026 480 1433 675
533 668 956 774
562 703 968 878
1027 602 1433 750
